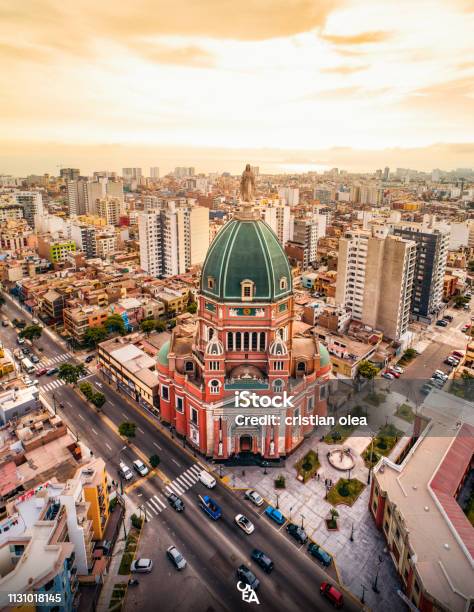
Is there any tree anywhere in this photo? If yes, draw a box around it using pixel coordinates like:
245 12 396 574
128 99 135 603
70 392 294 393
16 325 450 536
357 360 379 388
0 294 5 308
84 326 108 348
168 318 177 329
119 421 136 440
19 324 43 343
149 454 160 468
140 319 156 335
58 362 87 386
105 314 126 336
154 320 166 333
453 295 469 308
92 392 106 408
186 302 197 314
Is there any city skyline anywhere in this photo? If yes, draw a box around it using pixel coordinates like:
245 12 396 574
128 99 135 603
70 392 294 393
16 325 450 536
1 0 474 174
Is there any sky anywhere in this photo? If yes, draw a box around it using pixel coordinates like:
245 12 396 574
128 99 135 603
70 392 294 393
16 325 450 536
0 0 473 175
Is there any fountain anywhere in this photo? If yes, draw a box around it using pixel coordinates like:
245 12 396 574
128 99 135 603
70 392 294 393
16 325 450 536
327 446 355 471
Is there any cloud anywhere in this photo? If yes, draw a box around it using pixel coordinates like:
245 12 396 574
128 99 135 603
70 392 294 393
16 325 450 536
0 42 50 63
321 64 368 74
321 30 392 45
131 42 215 67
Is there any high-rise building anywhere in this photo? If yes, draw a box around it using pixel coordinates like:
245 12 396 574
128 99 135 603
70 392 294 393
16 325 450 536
278 187 299 206
335 226 416 340
122 167 142 181
150 167 160 179
314 187 332 204
67 178 123 217
67 179 89 216
96 197 121 226
289 214 326 268
14 191 44 229
174 167 195 178
260 202 291 246
383 166 390 180
391 222 449 322
139 201 209 276
359 185 384 206
59 168 80 181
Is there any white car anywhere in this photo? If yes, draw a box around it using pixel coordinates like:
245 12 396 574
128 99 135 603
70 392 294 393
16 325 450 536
244 489 264 507
391 365 404 374
133 459 149 477
198 470 216 488
119 461 133 481
433 370 448 380
131 558 153 573
235 514 255 534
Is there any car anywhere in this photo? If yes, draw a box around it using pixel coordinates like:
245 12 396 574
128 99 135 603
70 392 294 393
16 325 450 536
166 545 186 570
387 369 400 378
16 337 25 345
308 542 332 567
391 365 404 374
381 371 394 380
463 303 470 310
85 355 95 363
24 378 38 387
167 493 185 512
286 523 308 544
433 370 448 380
251 549 274 573
36 367 48 376
465 293 472 299
436 319 448 327
236 565 259 591
132 459 149 477
235 514 255 534
130 558 153 573
320 582 344 608
244 489 264 507
462 324 471 333
30 354 40 363
264 505 285 525
430 377 444 389
118 461 133 481
443 314 454 322
22 347 31 355
445 357 459 366
1 319 9 327
421 383 433 395
46 367 59 376
198 470 216 488
452 351 464 359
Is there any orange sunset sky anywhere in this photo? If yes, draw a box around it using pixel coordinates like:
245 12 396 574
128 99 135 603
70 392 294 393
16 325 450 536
0 0 473 174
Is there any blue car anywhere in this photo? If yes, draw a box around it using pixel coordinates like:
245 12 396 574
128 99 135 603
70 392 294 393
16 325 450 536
308 542 332 567
264 505 285 525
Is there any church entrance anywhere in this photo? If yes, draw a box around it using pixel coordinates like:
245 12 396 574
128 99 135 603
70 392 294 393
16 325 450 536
239 435 253 452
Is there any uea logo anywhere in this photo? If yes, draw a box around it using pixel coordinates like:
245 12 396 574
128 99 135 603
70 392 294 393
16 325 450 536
237 581 260 604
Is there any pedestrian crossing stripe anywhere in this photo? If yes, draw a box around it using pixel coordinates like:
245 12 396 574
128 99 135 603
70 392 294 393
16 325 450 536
41 353 73 366
167 481 184 495
151 495 166 510
41 380 66 392
146 502 158 515
178 472 195 487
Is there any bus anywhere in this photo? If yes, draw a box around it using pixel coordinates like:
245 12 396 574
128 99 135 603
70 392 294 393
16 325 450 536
21 357 35 374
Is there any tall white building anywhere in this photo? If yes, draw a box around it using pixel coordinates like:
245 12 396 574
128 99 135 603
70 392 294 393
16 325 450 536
289 213 327 268
260 203 291 246
122 168 142 181
14 191 43 229
96 197 121 226
139 202 209 276
150 167 160 179
278 187 299 206
174 167 195 178
335 226 416 340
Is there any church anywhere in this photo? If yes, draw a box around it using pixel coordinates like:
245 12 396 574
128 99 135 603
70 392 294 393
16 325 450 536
157 166 332 462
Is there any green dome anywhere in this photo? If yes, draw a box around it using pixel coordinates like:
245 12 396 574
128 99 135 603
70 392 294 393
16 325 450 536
201 219 292 303
319 343 331 368
157 340 170 366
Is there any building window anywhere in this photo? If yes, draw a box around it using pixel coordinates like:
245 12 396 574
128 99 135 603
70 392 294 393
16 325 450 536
209 361 219 370
274 361 284 370
227 332 234 350
241 279 254 302
209 379 220 394
297 361 306 373
259 332 266 350
176 396 184 413
273 379 284 392
191 407 198 425
279 277 288 290
207 277 215 289
185 361 194 372
161 385 169 401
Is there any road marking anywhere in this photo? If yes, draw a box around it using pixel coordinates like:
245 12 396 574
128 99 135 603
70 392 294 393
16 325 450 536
96 382 102 387
188 465 202 476
137 427 145 434
153 441 162 450
78 413 85 420
167 482 184 496
145 502 158 515
105 443 112 451
152 495 166 510
66 402 73 408
175 476 189 490
179 472 195 487
171 458 181 467
122 412 128 419
91 428 98 435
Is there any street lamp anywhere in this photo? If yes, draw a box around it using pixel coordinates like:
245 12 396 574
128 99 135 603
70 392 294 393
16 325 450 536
219 465 223 478
350 522 354 542
52 392 57 415
300 514 305 529
276 494 280 509
372 555 383 593
263 462 268 475
360 584 366 604
289 506 293 521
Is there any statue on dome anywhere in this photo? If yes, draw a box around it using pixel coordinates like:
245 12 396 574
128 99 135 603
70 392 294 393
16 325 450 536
240 164 256 202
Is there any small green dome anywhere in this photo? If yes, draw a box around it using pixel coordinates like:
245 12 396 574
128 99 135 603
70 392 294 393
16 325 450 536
319 343 331 368
157 340 170 366
201 219 292 303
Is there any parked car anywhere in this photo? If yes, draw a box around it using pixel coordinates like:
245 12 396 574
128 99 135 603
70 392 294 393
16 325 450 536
236 565 259 590
250 549 274 573
436 319 448 327
421 383 434 395
286 523 308 544
85 354 95 363
167 545 186 570
430 377 444 389
167 493 185 512
36 367 48 376
387 369 400 378
320 582 344 608
118 461 133 481
30 354 39 363
21 347 30 355
391 365 404 374
433 370 448 380
235 514 255 535
244 489 264 507
381 371 394 380
308 543 332 567
445 356 459 366
264 505 285 525
132 459 149 477
131 558 153 573
443 314 454 322
198 470 216 488
462 324 471 333
452 351 464 359
46 367 59 376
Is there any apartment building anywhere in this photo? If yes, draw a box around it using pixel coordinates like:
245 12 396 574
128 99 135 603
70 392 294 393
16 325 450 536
37 235 77 263
96 197 121 226
335 226 416 341
260 201 291 246
12 191 43 229
278 186 299 206
391 222 449 322
63 304 109 344
287 214 327 269
122 167 142 180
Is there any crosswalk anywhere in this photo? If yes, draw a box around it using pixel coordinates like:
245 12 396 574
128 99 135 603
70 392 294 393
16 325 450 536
40 352 74 366
41 379 66 392
143 464 202 519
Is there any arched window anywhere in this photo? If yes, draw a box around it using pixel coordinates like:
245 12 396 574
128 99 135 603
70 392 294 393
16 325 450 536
209 379 220 394
227 332 234 350
279 277 288 290
243 331 250 350
207 276 215 289
297 361 306 374
236 332 242 351
259 332 266 351
251 332 258 350
185 361 194 372
208 327 214 340
241 279 254 302
273 379 284 392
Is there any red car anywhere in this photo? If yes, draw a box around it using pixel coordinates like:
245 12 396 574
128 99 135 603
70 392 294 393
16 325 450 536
452 351 464 359
387 369 400 378
36 367 48 376
320 582 344 608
